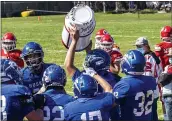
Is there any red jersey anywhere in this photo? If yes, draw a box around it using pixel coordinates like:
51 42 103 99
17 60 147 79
1 49 24 68
154 41 172 70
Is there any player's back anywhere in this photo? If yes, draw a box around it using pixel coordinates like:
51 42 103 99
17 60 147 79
1 84 34 121
42 89 74 121
64 93 114 121
115 75 156 121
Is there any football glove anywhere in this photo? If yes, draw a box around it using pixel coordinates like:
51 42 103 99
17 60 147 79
84 66 97 77
33 94 46 110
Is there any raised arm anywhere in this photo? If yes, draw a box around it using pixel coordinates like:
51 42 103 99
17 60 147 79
93 74 112 93
64 26 79 77
84 67 112 93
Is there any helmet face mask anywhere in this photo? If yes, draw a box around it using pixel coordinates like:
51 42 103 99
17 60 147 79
95 35 102 41
2 32 17 51
95 36 103 49
24 53 43 70
161 34 172 42
22 42 44 71
98 42 113 53
95 34 114 53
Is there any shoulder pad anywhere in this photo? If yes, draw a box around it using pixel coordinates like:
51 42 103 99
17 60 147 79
16 85 32 96
8 49 22 58
3 85 32 97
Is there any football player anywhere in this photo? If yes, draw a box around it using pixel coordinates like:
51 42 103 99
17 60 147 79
1 59 43 121
154 26 172 70
95 28 121 52
113 50 157 120
64 72 114 120
64 26 120 120
135 37 162 121
21 42 53 94
1 32 24 68
95 29 123 74
154 25 172 119
33 64 74 120
158 48 172 120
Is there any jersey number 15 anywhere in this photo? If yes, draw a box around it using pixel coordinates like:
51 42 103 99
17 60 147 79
1 95 7 120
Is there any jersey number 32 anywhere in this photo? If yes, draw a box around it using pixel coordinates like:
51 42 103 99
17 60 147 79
134 90 154 116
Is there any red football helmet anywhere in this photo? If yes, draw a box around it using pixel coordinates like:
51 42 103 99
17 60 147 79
95 29 109 41
95 34 114 53
2 32 17 51
110 50 123 63
160 26 172 42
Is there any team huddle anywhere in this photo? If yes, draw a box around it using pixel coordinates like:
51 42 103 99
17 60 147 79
1 25 172 121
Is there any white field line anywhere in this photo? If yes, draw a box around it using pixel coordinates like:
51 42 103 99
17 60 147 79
111 35 160 39
18 35 160 40
44 49 87 54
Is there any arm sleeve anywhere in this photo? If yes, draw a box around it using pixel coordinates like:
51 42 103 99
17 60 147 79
22 103 35 118
20 96 35 118
16 85 35 117
112 81 130 104
158 73 172 86
102 93 115 108
154 45 162 56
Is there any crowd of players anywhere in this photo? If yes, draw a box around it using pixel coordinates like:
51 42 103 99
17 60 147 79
1 25 172 121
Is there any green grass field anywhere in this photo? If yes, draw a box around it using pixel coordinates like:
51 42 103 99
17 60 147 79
2 13 171 119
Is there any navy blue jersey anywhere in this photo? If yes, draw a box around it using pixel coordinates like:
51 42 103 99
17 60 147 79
1 84 34 121
42 89 74 121
64 93 114 121
113 75 156 121
21 63 53 94
97 70 121 92
72 69 120 120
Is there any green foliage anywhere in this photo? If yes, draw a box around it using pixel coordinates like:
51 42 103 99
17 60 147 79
139 9 158 14
2 13 171 119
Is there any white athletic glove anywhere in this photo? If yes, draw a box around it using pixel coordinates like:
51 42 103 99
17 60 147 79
84 67 97 77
